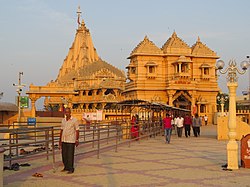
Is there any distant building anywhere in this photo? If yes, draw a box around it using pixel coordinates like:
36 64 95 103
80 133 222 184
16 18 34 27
237 92 250 110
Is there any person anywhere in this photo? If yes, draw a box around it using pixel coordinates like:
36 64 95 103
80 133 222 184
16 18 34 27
59 107 79 174
176 115 184 137
84 114 91 129
163 113 172 143
130 116 139 140
204 115 208 125
192 113 202 137
183 114 192 137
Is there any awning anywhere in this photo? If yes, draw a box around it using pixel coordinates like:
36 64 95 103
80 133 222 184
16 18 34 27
0 102 18 112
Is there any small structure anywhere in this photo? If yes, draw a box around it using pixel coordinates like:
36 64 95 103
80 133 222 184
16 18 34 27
0 102 18 124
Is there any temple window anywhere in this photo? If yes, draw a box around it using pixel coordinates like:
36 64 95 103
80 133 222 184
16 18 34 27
200 104 206 113
96 89 102 95
88 90 93 96
83 91 86 96
96 103 103 109
104 89 115 96
131 67 136 74
88 103 93 109
82 104 86 109
145 62 157 78
204 68 209 75
200 64 211 79
149 66 155 73
73 104 79 109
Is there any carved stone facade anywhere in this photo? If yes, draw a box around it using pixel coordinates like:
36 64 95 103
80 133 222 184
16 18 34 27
124 33 220 122
27 19 126 116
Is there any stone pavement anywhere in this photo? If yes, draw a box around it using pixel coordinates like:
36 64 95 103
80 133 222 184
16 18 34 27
3 125 250 187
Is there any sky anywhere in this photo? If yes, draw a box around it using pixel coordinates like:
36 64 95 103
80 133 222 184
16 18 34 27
0 0 250 109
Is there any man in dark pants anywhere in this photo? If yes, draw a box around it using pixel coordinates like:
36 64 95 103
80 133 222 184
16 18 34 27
59 107 79 174
184 114 192 137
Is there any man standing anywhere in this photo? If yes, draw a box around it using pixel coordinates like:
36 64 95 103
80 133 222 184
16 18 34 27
59 107 79 174
204 115 208 125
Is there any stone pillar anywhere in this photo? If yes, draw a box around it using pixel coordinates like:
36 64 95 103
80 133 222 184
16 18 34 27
227 82 239 170
30 98 37 118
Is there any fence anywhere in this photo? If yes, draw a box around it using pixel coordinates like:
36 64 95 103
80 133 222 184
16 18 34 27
0 120 163 168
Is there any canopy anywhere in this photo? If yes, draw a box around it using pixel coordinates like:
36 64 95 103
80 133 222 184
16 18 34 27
0 102 18 112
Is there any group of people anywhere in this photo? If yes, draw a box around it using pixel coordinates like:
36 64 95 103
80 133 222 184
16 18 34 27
58 108 207 174
163 113 203 144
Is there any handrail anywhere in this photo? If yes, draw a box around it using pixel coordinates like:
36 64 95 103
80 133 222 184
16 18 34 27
0 120 163 168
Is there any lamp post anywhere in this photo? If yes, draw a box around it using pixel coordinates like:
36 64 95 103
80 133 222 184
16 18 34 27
216 59 249 170
217 94 228 116
13 72 25 123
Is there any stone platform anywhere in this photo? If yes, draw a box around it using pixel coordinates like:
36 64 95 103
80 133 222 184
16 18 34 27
3 125 250 187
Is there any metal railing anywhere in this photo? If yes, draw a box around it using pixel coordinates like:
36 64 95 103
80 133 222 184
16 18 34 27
0 120 163 168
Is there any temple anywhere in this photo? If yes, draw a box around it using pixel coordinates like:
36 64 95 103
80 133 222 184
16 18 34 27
27 10 220 124
124 33 220 121
27 16 126 117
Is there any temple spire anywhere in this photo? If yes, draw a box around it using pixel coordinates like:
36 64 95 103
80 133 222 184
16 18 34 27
77 6 82 28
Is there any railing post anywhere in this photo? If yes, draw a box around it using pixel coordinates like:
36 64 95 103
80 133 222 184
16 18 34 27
115 125 118 152
92 125 95 148
97 125 100 159
83 124 86 141
129 124 131 148
107 123 110 144
9 132 12 167
45 129 49 160
0 148 5 187
51 127 55 165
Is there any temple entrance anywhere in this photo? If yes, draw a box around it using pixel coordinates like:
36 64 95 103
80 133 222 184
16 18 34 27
172 90 192 110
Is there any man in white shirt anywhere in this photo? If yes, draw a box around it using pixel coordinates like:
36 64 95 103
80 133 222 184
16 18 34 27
204 115 208 125
59 107 79 174
176 115 184 137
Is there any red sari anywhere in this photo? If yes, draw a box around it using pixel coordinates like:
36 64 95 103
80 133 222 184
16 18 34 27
131 118 139 139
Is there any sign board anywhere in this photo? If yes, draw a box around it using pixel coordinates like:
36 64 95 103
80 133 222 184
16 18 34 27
20 96 29 108
83 110 103 121
16 96 29 108
27 117 36 126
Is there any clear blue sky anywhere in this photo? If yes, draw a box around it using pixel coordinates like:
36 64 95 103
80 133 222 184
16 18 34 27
0 0 249 109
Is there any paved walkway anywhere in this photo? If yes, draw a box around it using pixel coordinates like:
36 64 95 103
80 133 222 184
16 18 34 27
3 125 250 187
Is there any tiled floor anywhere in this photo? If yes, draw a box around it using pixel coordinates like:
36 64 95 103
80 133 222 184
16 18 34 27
4 125 250 187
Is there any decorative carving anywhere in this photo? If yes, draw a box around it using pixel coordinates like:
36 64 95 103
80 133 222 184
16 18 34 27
103 94 116 101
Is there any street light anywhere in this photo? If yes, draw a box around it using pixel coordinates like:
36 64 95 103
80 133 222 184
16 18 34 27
13 72 26 123
217 94 228 116
216 58 248 170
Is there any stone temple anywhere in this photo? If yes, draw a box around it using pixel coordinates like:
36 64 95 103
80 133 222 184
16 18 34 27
27 12 220 124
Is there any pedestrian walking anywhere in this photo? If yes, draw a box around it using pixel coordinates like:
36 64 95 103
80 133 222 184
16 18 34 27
59 107 80 174
192 113 202 137
176 115 184 137
163 113 172 143
184 114 192 137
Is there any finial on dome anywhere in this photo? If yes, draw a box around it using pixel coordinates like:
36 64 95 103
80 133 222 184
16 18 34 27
172 30 177 37
77 6 82 28
197 36 201 42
